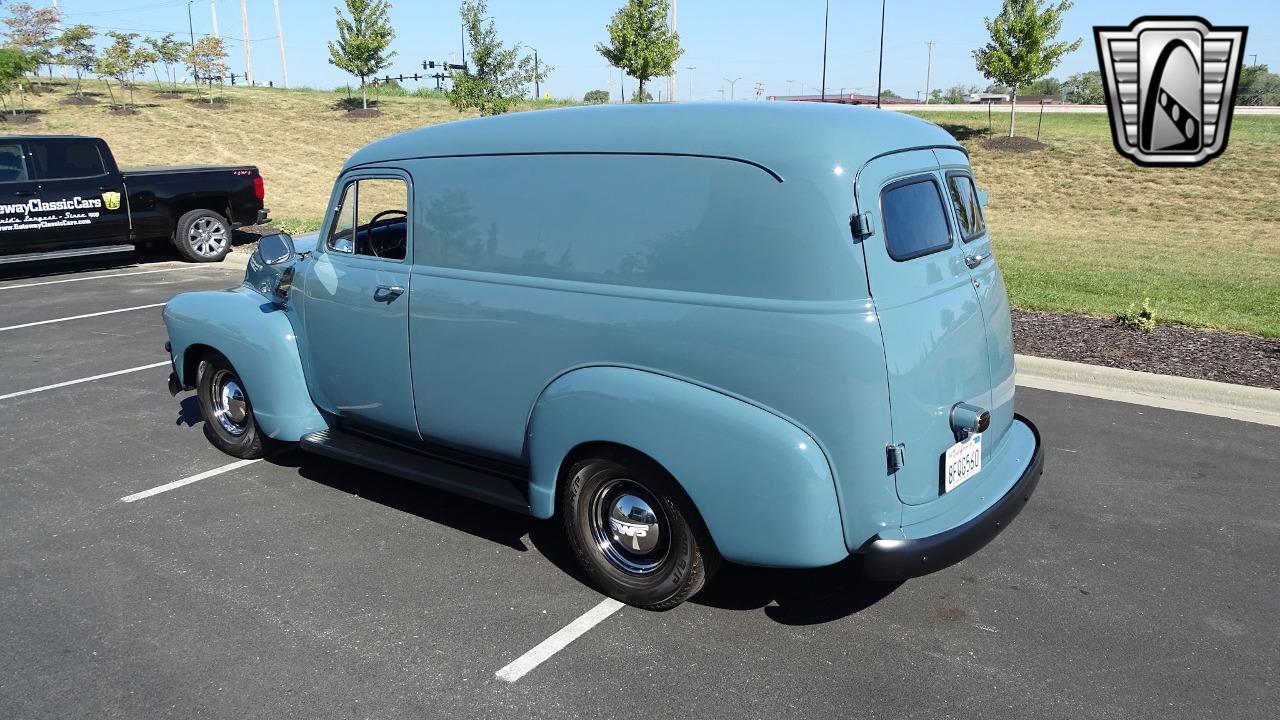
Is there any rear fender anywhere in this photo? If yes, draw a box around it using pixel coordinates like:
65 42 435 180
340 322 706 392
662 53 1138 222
526 366 849 568
164 286 327 441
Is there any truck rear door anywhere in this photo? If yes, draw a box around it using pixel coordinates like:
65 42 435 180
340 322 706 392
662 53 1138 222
25 138 129 252
856 149 995 506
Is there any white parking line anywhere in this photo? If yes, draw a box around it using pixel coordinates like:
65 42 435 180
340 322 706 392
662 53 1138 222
0 361 170 401
0 303 165 332
495 598 625 682
0 267 197 291
121 459 262 503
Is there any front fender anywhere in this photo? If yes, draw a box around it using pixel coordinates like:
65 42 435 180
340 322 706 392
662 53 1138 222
527 367 849 568
164 286 327 441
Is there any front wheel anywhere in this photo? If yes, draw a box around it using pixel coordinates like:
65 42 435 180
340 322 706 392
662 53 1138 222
195 351 266 459
562 452 718 610
173 209 231 262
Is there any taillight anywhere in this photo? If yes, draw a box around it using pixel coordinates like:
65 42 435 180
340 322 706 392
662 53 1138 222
253 175 265 200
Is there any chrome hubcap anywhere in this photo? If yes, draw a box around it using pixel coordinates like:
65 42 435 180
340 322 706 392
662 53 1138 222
590 479 667 575
210 369 248 436
188 217 228 257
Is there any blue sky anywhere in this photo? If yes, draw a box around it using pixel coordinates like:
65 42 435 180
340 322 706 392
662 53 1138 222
45 0 1278 100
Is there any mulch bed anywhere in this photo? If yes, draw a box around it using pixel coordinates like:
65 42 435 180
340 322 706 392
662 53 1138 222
344 108 384 119
152 92 184 100
1 114 38 124
108 108 139 116
60 95 99 105
983 136 1048 153
1012 308 1280 390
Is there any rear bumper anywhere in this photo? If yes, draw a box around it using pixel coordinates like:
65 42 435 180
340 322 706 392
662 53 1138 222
860 414 1044 582
256 208 271 225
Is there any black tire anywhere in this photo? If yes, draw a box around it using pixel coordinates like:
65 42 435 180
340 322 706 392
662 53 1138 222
562 450 718 610
195 350 267 459
173 209 231 263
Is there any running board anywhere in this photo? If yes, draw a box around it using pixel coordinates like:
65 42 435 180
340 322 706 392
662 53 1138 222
299 429 532 515
0 244 137 265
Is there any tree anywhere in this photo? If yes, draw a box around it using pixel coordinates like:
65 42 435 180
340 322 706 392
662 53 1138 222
0 46 38 115
187 35 229 104
55 24 96 98
327 0 396 110
1237 64 1280 106
1023 76 1063 98
973 0 1081 136
630 87 652 103
95 31 157 110
1063 70 1103 104
146 34 186 93
942 83 968 104
928 88 943 103
596 0 682 102
583 88 609 104
1 2 59 76
447 0 549 117
879 88 901 100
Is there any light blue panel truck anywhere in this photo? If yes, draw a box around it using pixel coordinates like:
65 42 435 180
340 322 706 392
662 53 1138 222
163 103 1044 609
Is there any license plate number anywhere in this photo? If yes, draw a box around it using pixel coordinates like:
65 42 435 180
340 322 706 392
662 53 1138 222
943 434 983 492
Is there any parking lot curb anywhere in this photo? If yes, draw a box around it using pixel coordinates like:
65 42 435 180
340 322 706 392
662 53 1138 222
1015 354 1280 428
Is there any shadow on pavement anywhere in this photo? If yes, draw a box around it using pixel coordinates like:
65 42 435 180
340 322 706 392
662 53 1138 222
693 558 902 625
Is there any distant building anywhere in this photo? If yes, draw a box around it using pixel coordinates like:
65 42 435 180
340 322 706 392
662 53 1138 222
766 93 912 105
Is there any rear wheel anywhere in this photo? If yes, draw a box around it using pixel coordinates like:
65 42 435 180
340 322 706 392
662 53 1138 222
562 451 718 610
173 209 231 262
195 351 266 459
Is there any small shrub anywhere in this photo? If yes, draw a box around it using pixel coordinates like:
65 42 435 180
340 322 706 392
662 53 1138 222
275 217 324 236
583 89 609 105
1116 298 1157 333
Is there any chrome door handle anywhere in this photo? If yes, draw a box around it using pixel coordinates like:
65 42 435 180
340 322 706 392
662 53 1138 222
964 251 990 269
373 285 405 303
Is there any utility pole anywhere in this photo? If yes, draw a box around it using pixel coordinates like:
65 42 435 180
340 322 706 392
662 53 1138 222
754 81 764 100
924 41 935 104
820 0 829 100
667 0 677 104
724 76 741 100
273 0 288 88
187 1 197 82
210 0 220 38
875 0 886 108
1249 54 1258 66
686 65 695 101
533 49 539 99
241 0 253 85
787 79 794 96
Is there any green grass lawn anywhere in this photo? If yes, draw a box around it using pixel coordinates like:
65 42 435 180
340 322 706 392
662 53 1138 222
911 109 1280 337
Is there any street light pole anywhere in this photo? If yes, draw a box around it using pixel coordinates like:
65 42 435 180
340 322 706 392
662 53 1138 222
820 0 829 101
187 1 196 82
533 49 539 99
686 65 696 101
876 0 886 109
724 77 742 100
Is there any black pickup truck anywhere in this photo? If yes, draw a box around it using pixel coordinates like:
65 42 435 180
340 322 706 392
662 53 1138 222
0 135 269 264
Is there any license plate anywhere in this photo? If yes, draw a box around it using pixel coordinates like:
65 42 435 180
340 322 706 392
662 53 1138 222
943 433 983 492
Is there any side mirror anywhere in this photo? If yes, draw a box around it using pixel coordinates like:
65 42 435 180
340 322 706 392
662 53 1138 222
975 188 990 208
257 232 295 265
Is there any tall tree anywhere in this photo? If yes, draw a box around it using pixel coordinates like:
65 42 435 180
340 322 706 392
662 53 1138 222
596 0 682 102
1063 70 1103 104
95 31 157 110
55 24 96 98
327 0 396 110
942 84 968 104
146 34 186 93
1237 64 1280 106
447 0 549 116
0 46 38 115
1 2 59 76
973 0 1081 136
187 35 230 104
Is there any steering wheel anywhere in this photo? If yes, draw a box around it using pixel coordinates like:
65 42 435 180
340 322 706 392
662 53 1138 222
365 209 408 258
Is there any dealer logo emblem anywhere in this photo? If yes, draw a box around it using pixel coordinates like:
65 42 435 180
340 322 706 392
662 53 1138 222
101 191 121 210
1094 16 1247 167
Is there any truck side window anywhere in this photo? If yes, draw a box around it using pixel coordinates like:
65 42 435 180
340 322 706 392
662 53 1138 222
880 177 953 262
327 178 408 261
945 173 987 242
0 144 28 182
31 140 107 179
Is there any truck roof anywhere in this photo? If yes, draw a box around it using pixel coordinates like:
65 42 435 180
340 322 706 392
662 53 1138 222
344 102 963 178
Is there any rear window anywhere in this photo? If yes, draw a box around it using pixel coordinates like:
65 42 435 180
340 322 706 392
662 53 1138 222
880 177 952 261
32 140 107 179
946 172 987 242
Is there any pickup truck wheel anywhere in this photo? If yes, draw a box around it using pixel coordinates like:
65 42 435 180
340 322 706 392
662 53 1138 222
196 351 266 459
562 452 718 610
174 209 231 262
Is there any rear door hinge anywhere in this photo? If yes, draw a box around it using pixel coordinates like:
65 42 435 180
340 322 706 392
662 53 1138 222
886 443 906 473
851 211 874 240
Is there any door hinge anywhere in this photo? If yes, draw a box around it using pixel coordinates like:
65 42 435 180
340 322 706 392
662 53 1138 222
886 443 906 473
851 212 874 240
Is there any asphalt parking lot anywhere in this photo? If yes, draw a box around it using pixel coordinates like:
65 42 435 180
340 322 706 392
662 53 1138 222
1 253 1277 720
